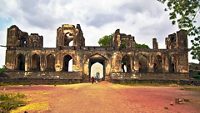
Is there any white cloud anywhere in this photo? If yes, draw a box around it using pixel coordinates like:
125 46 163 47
0 0 198 68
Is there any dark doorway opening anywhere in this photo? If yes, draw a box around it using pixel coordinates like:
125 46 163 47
31 54 40 71
63 55 73 72
46 54 55 71
17 54 25 71
121 55 131 73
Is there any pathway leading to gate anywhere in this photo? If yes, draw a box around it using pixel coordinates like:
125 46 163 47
2 82 200 113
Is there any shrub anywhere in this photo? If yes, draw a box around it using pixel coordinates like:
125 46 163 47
0 67 6 74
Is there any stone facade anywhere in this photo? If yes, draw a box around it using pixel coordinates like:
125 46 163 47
5 24 189 81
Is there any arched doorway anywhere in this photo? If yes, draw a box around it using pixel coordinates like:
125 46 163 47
46 54 55 71
90 62 104 79
88 54 107 81
31 54 40 71
121 55 131 73
17 54 25 71
63 55 73 72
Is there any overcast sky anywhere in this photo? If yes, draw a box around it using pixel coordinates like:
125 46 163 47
0 0 198 67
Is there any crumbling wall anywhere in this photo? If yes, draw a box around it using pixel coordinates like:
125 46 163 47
5 24 189 81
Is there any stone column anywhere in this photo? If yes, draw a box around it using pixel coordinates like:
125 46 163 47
148 54 154 72
55 52 62 72
153 38 158 49
25 53 29 71
40 54 45 71
163 55 169 72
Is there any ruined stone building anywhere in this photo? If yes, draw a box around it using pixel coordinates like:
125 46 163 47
5 24 189 81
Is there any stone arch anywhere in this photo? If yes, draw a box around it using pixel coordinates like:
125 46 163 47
121 55 131 73
153 55 162 72
31 54 40 71
87 53 108 81
63 54 74 72
16 53 25 71
46 54 55 71
138 54 148 73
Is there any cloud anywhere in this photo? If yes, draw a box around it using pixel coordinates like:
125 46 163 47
0 0 198 67
86 13 124 27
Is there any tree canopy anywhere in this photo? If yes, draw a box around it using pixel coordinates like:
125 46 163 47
158 0 200 63
98 34 149 49
98 34 113 47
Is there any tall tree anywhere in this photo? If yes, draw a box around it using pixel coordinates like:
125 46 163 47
158 0 200 63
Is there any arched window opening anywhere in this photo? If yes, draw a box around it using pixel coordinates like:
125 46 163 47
31 54 40 71
121 55 131 73
17 54 25 71
64 32 74 46
19 37 27 47
63 55 73 72
46 54 55 71
69 40 73 46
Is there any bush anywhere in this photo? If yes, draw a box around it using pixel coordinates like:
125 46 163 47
0 93 26 112
0 67 6 74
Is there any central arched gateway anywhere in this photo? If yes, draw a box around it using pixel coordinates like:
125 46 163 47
88 54 107 81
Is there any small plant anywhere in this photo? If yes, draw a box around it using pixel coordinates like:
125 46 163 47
0 93 26 112
0 66 6 74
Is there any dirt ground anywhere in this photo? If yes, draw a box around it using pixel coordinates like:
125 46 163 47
1 82 200 113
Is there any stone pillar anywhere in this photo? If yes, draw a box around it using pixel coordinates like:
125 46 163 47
40 54 45 71
153 38 158 49
163 55 169 72
25 53 29 71
55 52 62 72
134 60 139 72
111 52 122 72
148 54 154 72
131 56 135 72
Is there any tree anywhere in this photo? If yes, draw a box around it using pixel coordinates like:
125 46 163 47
98 34 113 47
158 0 200 63
135 43 150 49
98 34 149 49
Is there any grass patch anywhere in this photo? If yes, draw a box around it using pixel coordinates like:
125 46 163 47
0 93 26 112
115 81 178 87
11 102 48 113
181 86 200 92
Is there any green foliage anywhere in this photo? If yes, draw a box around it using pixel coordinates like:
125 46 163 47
135 43 150 49
0 93 26 112
0 67 6 74
98 34 149 49
98 34 113 47
158 0 200 63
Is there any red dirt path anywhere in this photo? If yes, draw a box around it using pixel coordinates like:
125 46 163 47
1 82 200 113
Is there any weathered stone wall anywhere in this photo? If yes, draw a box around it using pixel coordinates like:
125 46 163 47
5 24 189 81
